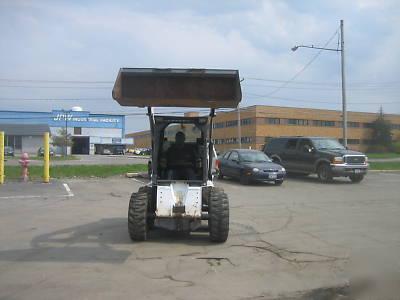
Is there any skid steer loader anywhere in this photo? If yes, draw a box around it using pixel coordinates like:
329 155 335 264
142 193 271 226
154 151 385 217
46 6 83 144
112 68 242 242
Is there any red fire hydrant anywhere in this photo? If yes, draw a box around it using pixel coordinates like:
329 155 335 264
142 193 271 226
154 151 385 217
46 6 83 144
19 152 30 181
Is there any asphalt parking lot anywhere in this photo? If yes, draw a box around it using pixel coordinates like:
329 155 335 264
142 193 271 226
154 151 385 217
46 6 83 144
0 172 399 299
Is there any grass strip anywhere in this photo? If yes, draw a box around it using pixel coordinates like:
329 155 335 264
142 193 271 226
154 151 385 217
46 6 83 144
369 161 400 170
366 153 400 159
4 164 147 180
6 156 80 161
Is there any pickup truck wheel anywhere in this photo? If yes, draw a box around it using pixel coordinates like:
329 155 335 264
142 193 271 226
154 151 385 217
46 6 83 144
217 170 224 179
349 174 364 183
317 164 333 183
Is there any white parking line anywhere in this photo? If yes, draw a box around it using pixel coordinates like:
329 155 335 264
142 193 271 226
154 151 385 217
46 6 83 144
0 195 44 199
63 183 74 197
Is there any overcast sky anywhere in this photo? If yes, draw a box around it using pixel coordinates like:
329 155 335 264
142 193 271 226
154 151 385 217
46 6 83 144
0 0 399 133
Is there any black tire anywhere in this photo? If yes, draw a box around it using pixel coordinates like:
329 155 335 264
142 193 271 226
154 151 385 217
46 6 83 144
275 180 283 186
128 187 150 241
208 187 229 243
138 186 156 229
217 169 224 179
349 174 364 183
317 164 333 183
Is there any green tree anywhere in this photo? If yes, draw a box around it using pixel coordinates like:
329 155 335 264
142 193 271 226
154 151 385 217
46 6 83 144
52 128 74 155
370 108 392 152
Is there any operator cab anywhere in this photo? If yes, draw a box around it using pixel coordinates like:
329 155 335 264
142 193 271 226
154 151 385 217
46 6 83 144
151 115 210 184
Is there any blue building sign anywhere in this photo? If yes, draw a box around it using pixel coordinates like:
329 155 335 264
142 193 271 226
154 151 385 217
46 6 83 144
0 110 124 133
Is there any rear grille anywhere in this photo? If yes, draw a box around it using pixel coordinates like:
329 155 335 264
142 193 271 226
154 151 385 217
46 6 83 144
345 156 365 164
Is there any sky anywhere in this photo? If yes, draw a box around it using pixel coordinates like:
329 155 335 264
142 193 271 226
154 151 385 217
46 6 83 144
0 0 399 133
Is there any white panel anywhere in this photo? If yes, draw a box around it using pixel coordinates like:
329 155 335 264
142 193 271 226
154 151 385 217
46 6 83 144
156 184 202 218
82 127 122 138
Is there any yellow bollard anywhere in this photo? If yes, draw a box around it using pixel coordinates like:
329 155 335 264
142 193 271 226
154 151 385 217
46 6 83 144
0 131 4 184
43 132 50 183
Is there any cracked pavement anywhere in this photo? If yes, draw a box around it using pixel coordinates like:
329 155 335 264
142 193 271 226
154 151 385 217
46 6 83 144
0 172 399 299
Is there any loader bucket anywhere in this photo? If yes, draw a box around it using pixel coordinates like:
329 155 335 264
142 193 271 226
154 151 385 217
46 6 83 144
112 68 242 108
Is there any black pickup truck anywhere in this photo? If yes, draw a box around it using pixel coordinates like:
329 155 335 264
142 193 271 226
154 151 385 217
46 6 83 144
263 136 369 183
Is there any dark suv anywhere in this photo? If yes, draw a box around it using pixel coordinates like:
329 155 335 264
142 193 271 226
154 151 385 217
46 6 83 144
263 136 369 183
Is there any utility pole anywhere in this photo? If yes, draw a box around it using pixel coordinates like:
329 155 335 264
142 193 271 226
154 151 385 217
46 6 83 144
340 20 348 147
237 105 242 149
291 20 348 147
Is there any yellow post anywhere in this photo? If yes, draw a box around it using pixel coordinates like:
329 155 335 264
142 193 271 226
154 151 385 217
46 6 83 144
0 131 4 184
43 132 50 183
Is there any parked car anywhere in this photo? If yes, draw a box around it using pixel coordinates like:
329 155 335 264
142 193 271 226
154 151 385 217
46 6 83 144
37 147 55 157
263 136 369 183
217 149 286 185
139 148 151 156
113 147 125 155
4 146 14 156
101 148 112 155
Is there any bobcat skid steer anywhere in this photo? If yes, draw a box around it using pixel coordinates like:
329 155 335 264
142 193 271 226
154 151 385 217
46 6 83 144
112 68 242 242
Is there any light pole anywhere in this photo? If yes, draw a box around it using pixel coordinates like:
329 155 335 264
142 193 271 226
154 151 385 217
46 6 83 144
292 20 347 147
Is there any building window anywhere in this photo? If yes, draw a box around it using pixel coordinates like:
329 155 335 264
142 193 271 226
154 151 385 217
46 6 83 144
213 139 225 145
225 137 238 144
265 118 280 125
287 119 309 126
347 122 360 128
241 137 253 144
391 124 400 130
347 139 360 145
362 139 373 145
226 120 238 127
312 120 336 127
240 118 253 126
264 136 273 143
74 127 81 135
5 135 22 150
213 122 225 129
363 123 373 128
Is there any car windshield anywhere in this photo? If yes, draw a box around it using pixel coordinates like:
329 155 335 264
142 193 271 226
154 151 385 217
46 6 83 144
312 138 345 150
240 152 272 163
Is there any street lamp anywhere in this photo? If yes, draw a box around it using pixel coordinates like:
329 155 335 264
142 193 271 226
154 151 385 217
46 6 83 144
292 20 348 147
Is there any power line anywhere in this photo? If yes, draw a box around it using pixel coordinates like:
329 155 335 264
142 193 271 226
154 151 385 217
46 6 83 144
0 78 113 84
245 92 399 105
256 27 340 97
0 85 111 89
243 83 400 91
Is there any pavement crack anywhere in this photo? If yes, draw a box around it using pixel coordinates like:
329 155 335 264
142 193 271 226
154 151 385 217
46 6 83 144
196 257 236 266
231 239 348 264
150 275 194 287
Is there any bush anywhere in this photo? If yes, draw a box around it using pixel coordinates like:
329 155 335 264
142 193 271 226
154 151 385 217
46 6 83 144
368 144 389 153
391 143 400 154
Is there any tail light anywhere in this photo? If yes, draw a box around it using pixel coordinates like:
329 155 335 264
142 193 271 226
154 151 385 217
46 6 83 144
215 159 219 168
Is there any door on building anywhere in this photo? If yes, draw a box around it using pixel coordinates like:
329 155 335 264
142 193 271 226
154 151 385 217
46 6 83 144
71 137 90 154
